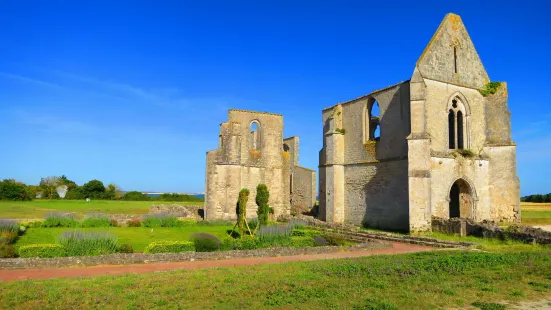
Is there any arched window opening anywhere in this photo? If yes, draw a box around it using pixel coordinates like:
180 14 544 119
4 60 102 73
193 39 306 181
457 111 464 149
283 143 290 152
448 109 455 149
368 101 381 141
250 121 260 150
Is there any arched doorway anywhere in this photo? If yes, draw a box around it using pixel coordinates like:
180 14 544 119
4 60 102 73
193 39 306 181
448 179 474 219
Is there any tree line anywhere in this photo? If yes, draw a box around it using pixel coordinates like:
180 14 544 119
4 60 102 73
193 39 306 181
521 193 551 203
0 176 203 202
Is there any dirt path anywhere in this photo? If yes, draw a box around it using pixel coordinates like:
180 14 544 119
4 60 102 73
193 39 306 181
0 242 433 282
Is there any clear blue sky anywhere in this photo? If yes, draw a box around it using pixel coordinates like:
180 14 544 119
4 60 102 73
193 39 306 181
0 1 549 195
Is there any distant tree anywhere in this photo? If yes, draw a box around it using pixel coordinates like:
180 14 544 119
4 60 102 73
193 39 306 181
82 180 106 199
121 191 149 201
105 184 123 200
64 186 85 200
39 176 61 199
0 179 32 201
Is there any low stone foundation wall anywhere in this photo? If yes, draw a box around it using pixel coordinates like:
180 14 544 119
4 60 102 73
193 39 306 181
0 242 387 269
431 217 551 245
149 204 204 219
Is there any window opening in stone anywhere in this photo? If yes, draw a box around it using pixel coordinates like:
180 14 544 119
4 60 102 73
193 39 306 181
453 46 458 74
369 101 381 140
283 143 290 152
448 109 455 149
250 122 260 150
457 111 464 149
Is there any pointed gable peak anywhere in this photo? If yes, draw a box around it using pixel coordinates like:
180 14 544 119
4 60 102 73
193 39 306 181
415 13 489 89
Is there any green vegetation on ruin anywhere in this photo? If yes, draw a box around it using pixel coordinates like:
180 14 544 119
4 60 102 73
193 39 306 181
479 81 502 97
0 200 204 219
1 251 550 309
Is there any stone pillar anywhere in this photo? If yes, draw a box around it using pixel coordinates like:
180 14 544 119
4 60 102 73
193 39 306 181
323 105 345 223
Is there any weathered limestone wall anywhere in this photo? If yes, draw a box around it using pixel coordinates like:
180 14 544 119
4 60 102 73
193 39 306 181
206 109 315 220
344 160 409 230
485 84 512 146
429 156 490 220
485 146 520 222
424 79 486 153
291 166 316 212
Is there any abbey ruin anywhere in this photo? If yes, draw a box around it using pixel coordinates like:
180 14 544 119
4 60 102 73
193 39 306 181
319 13 520 231
205 13 520 232
205 109 316 220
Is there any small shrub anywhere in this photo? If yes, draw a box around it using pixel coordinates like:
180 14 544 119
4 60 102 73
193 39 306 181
81 213 111 228
178 218 198 226
22 220 44 228
191 233 221 252
457 149 476 158
0 219 19 233
248 218 259 231
313 237 328 246
127 218 142 227
110 219 119 227
118 244 133 253
144 241 194 254
221 236 259 251
19 244 66 258
19 226 26 233
0 231 19 244
0 243 15 258
324 234 347 246
44 213 78 228
336 128 346 134
59 231 118 257
142 213 180 227
290 236 314 247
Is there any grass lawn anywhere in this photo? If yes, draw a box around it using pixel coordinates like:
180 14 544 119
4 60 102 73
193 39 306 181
1 251 550 309
15 226 232 253
0 200 204 219
521 202 551 225
424 232 551 253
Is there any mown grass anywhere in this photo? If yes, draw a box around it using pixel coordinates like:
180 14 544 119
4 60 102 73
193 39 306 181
0 251 550 309
521 202 551 226
15 226 232 252
0 200 204 219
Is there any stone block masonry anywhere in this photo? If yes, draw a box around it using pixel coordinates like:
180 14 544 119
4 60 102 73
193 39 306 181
205 109 316 221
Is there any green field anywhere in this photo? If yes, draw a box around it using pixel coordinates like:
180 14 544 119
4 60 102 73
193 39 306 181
15 226 232 252
0 200 204 219
1 251 550 309
521 202 551 225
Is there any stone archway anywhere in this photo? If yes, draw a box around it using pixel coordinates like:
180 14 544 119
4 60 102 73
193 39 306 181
448 179 474 219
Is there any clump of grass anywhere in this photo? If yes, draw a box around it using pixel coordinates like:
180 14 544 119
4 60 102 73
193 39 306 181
0 219 19 233
142 213 180 227
44 213 79 228
126 218 142 227
472 301 505 310
59 230 118 257
81 213 111 227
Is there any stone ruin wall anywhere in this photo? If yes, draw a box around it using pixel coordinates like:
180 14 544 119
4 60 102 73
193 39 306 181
205 109 316 221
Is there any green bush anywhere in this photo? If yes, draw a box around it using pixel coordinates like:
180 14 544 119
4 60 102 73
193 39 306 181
81 213 111 227
479 82 502 97
191 233 221 252
59 231 118 257
126 218 142 227
255 184 270 225
0 231 18 244
324 234 347 246
144 241 195 254
221 236 259 251
178 219 198 226
0 179 33 201
0 243 15 258
44 213 79 228
290 236 314 247
142 214 181 227
121 191 150 201
20 220 45 228
81 180 106 199
18 244 66 258
118 244 133 253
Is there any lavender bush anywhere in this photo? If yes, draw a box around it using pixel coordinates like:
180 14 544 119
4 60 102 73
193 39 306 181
59 230 118 256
